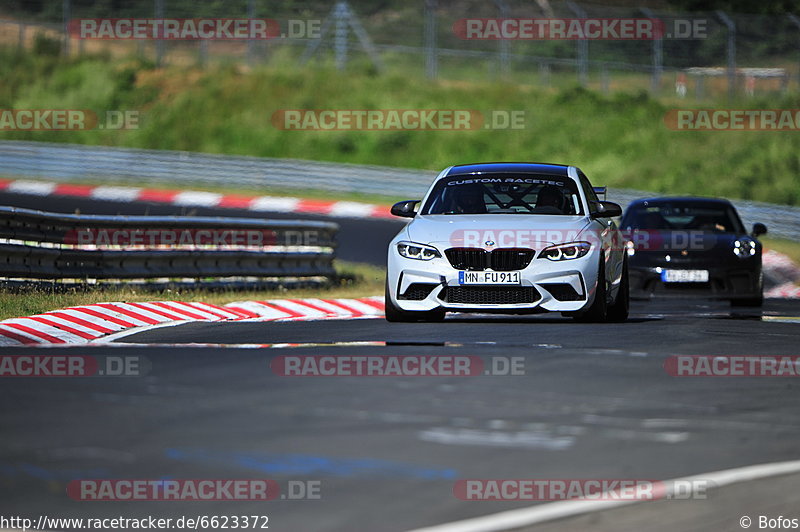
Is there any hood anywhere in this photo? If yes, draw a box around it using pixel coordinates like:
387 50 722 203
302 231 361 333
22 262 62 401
403 214 592 250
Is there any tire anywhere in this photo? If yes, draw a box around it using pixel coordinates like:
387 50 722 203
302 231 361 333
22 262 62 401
606 256 630 322
573 256 608 322
384 280 445 322
730 273 764 307
731 295 763 307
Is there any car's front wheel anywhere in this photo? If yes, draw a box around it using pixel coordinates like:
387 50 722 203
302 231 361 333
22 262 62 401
384 280 446 322
572 257 608 323
606 256 630 322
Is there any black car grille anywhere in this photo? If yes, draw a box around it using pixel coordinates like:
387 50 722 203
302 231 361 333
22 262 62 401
445 248 535 271
398 283 438 300
540 283 584 301
440 286 540 305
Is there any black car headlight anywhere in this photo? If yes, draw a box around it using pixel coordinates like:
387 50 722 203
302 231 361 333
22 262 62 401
539 242 592 261
397 241 441 261
733 238 757 259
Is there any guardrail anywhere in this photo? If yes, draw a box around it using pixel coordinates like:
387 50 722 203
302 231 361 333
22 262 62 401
0 140 797 240
0 206 337 286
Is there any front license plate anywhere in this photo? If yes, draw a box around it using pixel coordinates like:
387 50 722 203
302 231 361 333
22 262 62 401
661 269 709 283
458 271 521 285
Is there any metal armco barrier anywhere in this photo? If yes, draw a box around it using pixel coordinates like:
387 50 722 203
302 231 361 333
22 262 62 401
0 206 337 282
0 140 435 198
0 140 796 240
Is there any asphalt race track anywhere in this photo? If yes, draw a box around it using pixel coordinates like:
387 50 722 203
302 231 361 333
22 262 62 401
1 191 800 531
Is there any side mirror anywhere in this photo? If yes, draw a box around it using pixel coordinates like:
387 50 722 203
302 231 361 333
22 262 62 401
752 222 767 237
591 201 622 218
391 200 419 218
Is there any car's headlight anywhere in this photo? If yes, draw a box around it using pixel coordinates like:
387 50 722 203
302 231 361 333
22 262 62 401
539 242 592 261
397 241 441 260
733 238 756 258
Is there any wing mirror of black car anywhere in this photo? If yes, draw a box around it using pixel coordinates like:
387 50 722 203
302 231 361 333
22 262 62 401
591 201 622 218
752 222 768 237
391 200 420 218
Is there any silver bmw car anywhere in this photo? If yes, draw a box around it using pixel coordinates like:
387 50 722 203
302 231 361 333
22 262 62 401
386 162 629 322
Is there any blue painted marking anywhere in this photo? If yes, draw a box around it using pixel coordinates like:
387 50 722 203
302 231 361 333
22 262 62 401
165 448 457 480
0 462 108 481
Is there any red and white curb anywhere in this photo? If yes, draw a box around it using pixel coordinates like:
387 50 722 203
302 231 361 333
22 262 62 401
0 178 396 219
0 297 385 346
0 251 797 346
763 249 800 299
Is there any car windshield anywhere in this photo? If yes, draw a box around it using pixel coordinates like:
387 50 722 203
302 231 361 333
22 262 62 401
622 202 745 233
421 174 583 215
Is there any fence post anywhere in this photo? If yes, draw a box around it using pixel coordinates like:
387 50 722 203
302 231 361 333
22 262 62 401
539 61 550 87
641 8 663 93
716 10 736 100
334 2 348 70
424 0 438 79
155 0 165 66
62 0 70 56
247 0 256 65
493 0 510 77
567 1 588 87
789 14 800 89
18 21 26 51
199 40 208 67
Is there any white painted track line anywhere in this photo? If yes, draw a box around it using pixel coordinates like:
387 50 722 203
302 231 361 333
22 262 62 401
408 459 800 532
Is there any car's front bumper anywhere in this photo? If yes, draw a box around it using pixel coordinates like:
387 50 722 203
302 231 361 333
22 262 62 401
629 264 761 300
387 250 600 314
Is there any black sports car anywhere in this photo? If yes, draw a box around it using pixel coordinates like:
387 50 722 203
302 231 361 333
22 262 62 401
620 197 767 306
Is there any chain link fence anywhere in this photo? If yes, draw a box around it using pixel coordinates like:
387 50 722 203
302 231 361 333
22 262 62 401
2 0 799 99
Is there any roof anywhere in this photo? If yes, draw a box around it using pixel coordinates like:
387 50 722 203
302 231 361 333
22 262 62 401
446 162 571 176
629 196 735 206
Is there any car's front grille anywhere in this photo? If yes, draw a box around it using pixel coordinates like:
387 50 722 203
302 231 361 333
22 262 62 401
445 248 535 271
540 283 584 301
440 286 540 305
398 283 438 300
445 248 487 270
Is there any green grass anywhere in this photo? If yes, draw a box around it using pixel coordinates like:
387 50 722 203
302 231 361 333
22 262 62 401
1 46 800 208
0 260 385 321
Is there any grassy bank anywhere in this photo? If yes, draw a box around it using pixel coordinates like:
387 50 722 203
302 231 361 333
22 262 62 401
1 46 800 206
